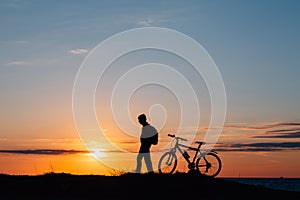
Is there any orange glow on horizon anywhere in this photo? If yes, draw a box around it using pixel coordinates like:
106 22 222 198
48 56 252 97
1 150 300 177
1 121 300 177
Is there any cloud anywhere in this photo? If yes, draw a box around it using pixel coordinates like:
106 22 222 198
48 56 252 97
266 128 300 133
7 61 30 65
254 131 300 139
215 142 300 152
0 149 90 155
249 123 300 139
68 48 89 55
232 142 300 149
0 148 127 155
225 121 300 131
273 122 300 126
0 1 28 8
225 121 300 139
13 40 29 44
136 17 175 27
137 19 154 27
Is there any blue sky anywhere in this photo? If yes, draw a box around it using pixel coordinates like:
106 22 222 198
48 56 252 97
1 1 299 126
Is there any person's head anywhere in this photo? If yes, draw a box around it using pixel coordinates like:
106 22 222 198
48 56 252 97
138 113 147 125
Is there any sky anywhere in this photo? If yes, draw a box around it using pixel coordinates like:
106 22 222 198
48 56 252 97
0 0 300 177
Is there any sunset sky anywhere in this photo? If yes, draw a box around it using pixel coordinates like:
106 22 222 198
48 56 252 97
0 0 300 177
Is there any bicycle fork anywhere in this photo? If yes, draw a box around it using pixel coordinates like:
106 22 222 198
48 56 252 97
165 149 176 166
203 157 211 172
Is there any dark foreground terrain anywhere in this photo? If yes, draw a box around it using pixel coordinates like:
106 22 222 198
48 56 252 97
0 172 299 200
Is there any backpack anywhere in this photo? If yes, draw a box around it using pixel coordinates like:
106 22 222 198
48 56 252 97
151 133 158 145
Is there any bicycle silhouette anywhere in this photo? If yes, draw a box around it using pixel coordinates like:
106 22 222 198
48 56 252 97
158 134 222 177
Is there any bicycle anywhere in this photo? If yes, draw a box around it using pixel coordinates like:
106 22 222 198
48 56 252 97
158 134 222 177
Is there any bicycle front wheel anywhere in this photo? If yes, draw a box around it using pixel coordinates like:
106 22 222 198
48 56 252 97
196 152 222 177
158 152 177 174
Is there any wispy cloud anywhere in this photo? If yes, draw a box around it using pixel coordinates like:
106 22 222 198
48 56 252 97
68 48 89 55
250 122 300 139
225 124 268 130
0 149 90 155
0 0 29 8
254 130 300 139
273 122 300 126
215 142 300 152
13 40 29 44
225 122 300 130
0 148 130 155
136 17 175 27
7 61 30 65
137 19 155 27
211 121 300 152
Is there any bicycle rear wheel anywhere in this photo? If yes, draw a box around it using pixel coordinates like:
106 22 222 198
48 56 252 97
196 152 222 177
158 152 177 174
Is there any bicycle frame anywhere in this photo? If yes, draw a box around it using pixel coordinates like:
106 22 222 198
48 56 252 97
171 139 202 167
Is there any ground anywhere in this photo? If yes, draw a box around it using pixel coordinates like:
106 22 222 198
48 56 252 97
0 172 299 200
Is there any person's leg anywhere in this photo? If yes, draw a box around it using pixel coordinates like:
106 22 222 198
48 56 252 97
135 143 146 173
142 143 153 173
144 152 153 173
135 152 143 173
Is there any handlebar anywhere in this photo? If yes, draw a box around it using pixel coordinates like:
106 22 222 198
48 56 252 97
168 133 188 142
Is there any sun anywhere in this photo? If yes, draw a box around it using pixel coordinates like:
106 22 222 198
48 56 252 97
89 148 107 159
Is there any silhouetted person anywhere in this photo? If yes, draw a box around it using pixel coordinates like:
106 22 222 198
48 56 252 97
135 113 158 173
